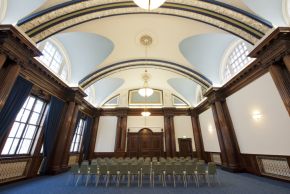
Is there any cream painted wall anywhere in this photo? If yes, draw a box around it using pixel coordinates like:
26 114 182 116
199 108 221 152
127 116 164 132
94 116 117 152
173 116 196 151
226 73 290 155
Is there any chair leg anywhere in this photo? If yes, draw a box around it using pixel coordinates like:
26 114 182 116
85 175 90 186
173 173 176 188
152 172 155 188
75 175 81 186
106 174 110 187
196 174 199 188
127 173 131 187
95 174 100 187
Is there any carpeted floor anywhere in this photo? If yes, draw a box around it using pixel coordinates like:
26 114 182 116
0 170 290 194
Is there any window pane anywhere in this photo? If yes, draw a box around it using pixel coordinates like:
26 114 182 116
15 108 24 121
9 138 20 154
34 100 44 113
9 122 20 137
21 110 30 122
25 125 36 139
1 138 13 155
18 139 31 154
29 112 40 125
15 124 25 138
26 97 36 110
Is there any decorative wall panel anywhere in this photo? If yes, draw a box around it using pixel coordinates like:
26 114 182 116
0 158 31 183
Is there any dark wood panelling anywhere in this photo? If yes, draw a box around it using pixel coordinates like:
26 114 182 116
163 108 176 157
93 152 116 158
178 138 193 157
127 128 164 158
283 55 290 73
87 112 100 161
0 63 20 110
0 54 7 70
114 108 128 153
190 110 205 160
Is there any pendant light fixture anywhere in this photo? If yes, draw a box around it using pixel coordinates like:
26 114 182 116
133 0 166 10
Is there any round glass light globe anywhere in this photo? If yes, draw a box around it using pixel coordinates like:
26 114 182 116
138 88 154 97
141 111 151 117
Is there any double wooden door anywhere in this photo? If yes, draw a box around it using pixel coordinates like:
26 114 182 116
127 128 164 158
178 138 193 157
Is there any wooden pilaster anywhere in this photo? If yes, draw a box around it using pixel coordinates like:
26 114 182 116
0 54 7 70
0 63 21 111
87 110 101 161
163 108 176 157
269 64 290 116
114 108 128 156
190 110 205 160
283 55 290 73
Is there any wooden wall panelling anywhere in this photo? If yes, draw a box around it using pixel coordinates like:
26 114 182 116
163 108 176 157
0 54 7 70
114 108 128 156
190 109 205 160
283 55 290 73
87 111 101 161
0 63 20 110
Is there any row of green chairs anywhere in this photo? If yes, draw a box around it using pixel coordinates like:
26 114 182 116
68 159 220 188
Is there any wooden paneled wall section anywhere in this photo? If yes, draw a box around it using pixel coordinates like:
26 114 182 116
0 25 289 183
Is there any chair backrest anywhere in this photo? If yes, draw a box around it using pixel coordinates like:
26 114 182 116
69 164 79 173
119 163 129 174
81 160 89 165
89 164 99 174
185 162 196 173
152 164 164 174
129 163 140 174
165 163 174 175
98 163 108 174
196 162 206 174
79 164 89 174
174 163 185 174
107 163 119 175
207 162 217 175
141 163 151 175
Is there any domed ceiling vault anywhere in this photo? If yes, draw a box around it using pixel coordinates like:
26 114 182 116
2 0 278 107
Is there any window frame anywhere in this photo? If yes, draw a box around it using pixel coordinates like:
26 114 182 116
220 40 253 83
70 118 86 153
1 95 48 156
37 38 71 82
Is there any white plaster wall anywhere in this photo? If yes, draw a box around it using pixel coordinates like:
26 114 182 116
94 116 117 152
173 116 196 151
199 108 221 152
227 73 290 155
127 116 164 132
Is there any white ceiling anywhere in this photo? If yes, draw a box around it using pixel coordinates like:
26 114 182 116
1 0 286 107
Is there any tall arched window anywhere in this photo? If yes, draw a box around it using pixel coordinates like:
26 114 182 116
221 40 253 82
0 0 7 23
37 39 71 82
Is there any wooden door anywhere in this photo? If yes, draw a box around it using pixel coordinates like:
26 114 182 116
178 138 193 157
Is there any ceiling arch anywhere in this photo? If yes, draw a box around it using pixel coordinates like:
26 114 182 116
78 59 212 90
17 0 272 44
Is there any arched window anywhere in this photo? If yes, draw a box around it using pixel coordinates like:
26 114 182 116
221 40 253 82
37 39 71 82
0 0 7 23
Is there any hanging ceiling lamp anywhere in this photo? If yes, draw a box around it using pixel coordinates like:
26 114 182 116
138 70 153 97
133 0 166 10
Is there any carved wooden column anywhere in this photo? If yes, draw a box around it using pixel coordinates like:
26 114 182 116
87 110 101 161
114 108 128 156
269 64 290 116
206 89 242 172
0 63 21 110
0 54 7 70
190 109 205 160
163 108 176 157
49 101 76 173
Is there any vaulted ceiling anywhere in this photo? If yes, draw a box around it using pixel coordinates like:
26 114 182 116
1 0 289 107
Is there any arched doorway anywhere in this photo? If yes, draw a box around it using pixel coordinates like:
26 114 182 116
127 128 164 158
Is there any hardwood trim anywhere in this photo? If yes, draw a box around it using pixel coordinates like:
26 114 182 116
0 54 7 70
163 108 176 157
0 63 21 111
269 64 290 116
115 113 127 153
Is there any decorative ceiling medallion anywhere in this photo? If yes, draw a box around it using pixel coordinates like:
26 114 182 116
140 34 153 46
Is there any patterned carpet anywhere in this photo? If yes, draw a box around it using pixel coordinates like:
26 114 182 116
0 170 290 194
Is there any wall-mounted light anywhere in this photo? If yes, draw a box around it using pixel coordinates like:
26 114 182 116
182 135 187 139
208 124 213 134
252 111 263 121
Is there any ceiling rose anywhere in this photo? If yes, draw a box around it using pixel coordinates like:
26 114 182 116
133 0 166 10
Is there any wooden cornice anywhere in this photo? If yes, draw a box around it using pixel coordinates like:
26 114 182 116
0 25 41 65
